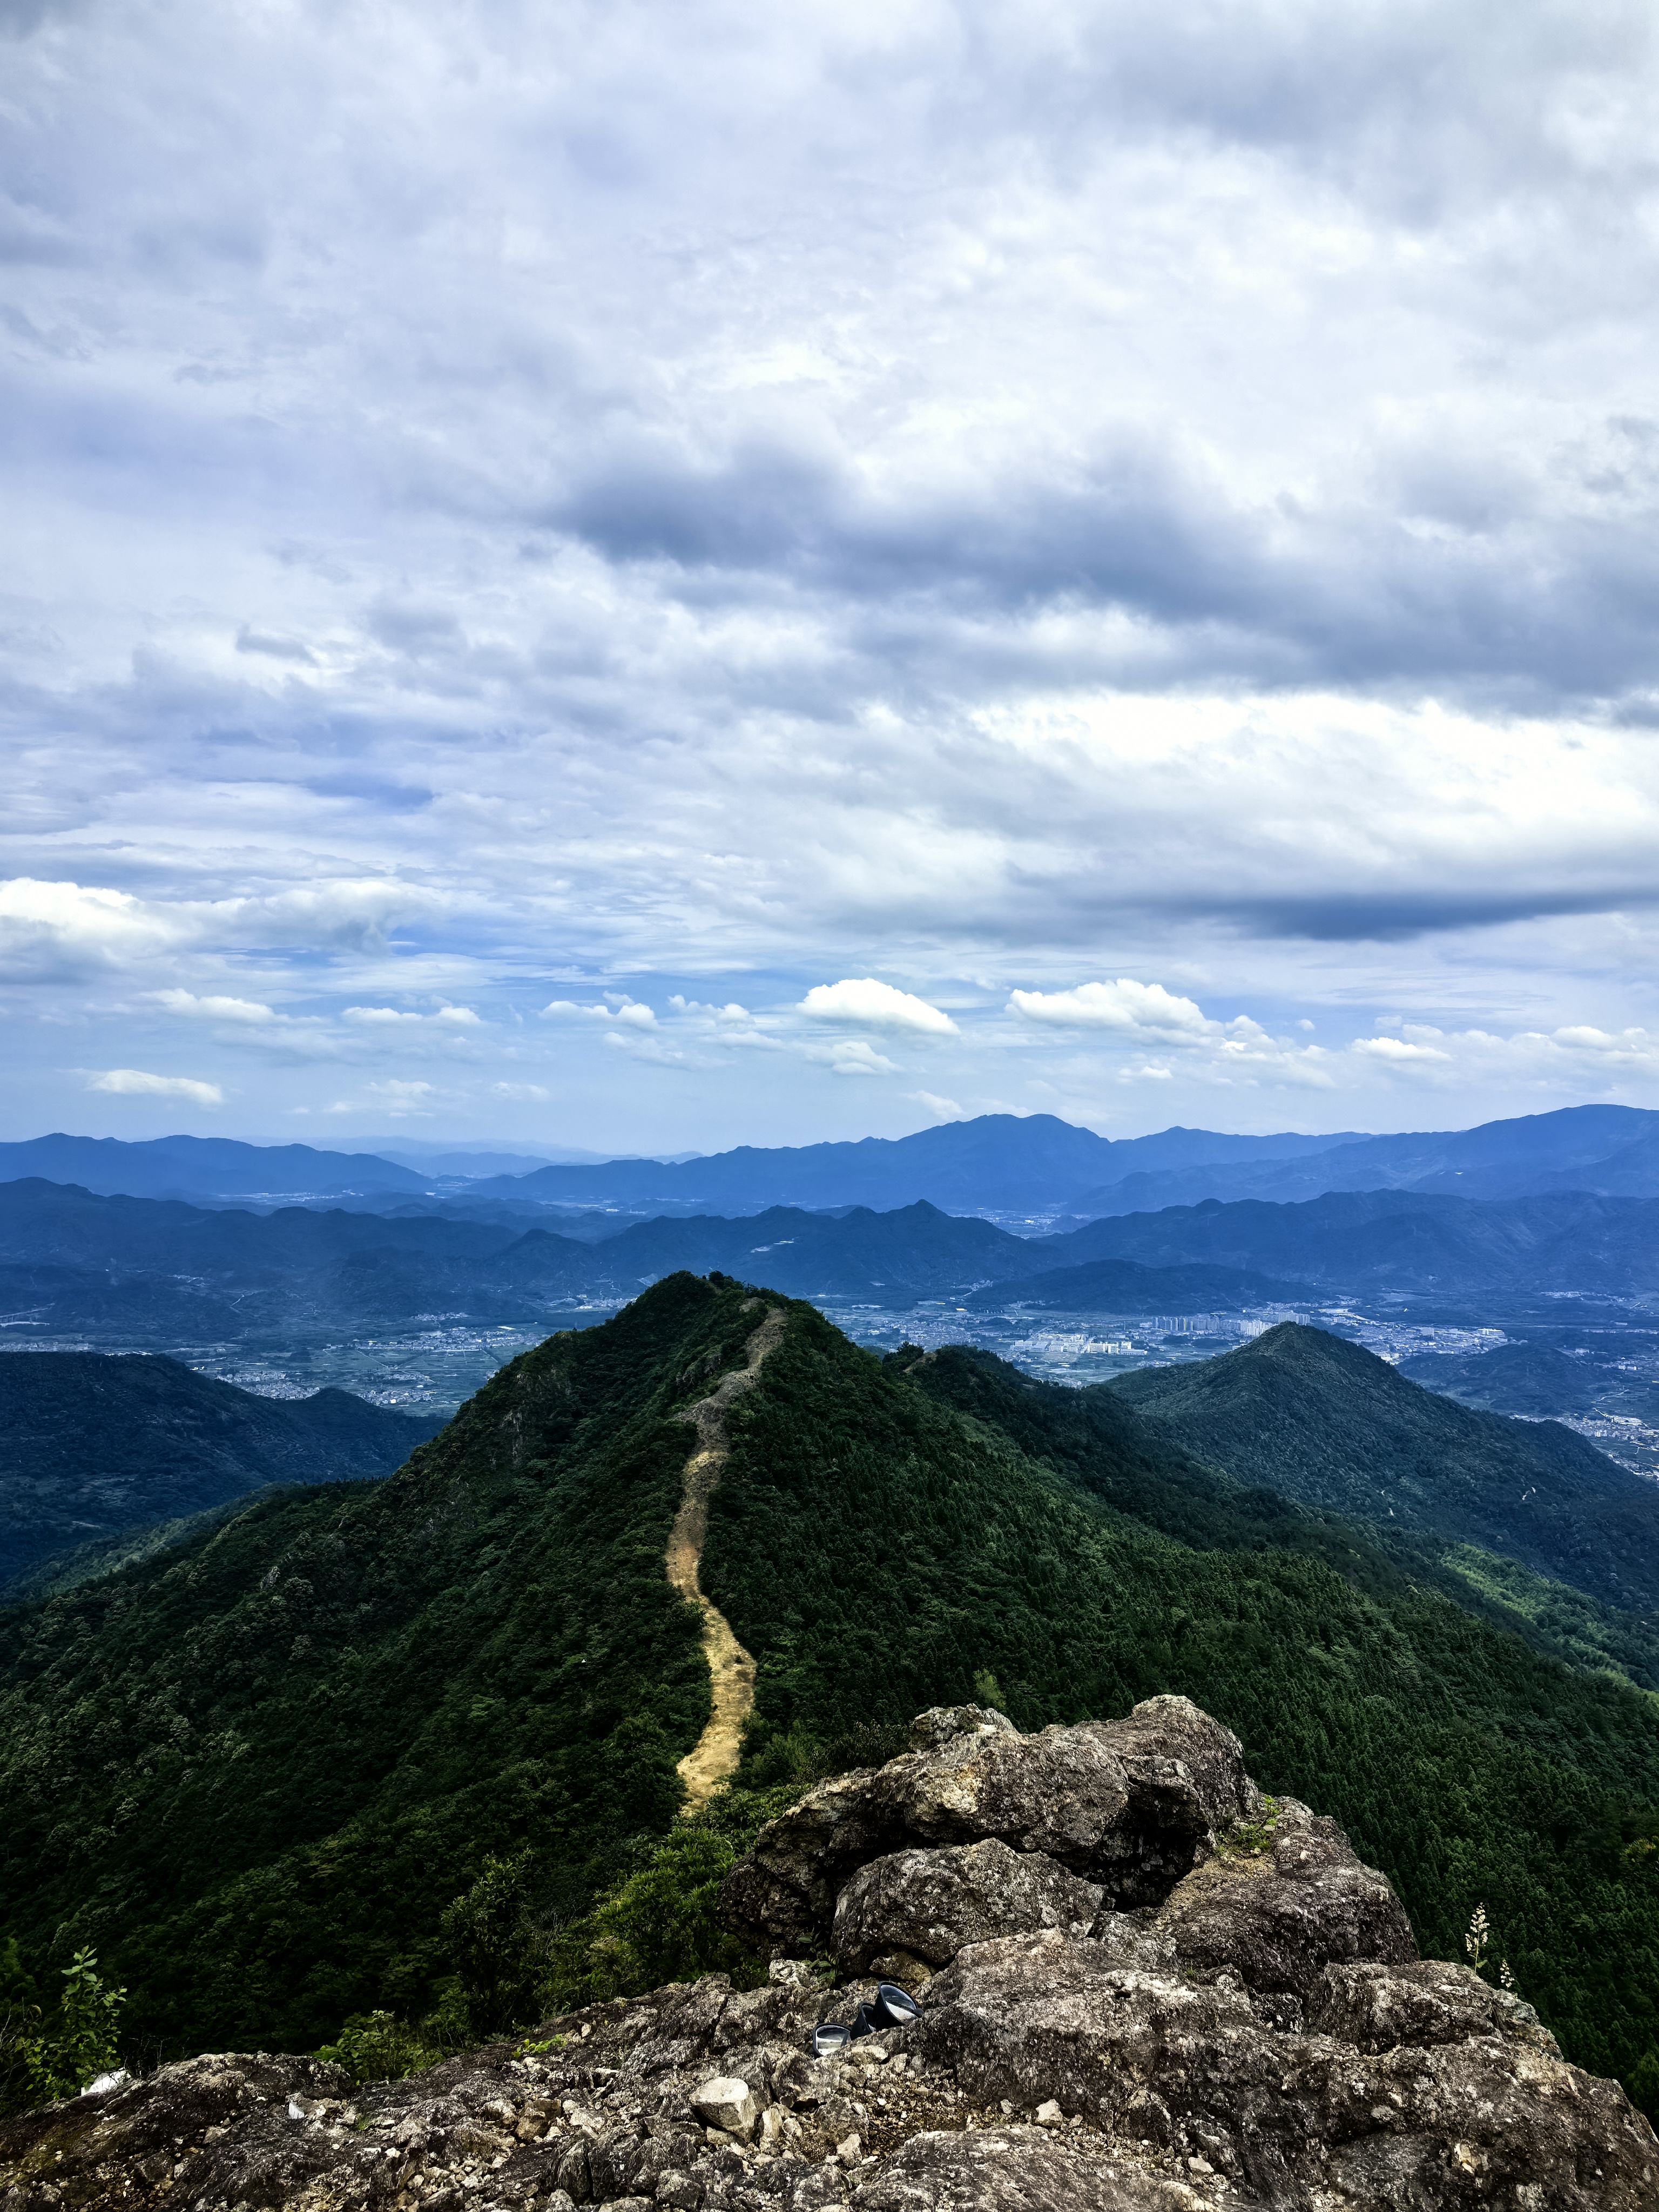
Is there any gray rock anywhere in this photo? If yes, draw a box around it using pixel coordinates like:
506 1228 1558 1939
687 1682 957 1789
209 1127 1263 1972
919 1927 1261 2128
832 1840 1104 1972
721 1696 1253 1954
918 1924 1659 2207
1307 1955 1563 2056
849 2126 1197 2212
693 2079 759 2139
1154 1798 1417 1997
4 1703 1655 2212
906 1705 1019 1752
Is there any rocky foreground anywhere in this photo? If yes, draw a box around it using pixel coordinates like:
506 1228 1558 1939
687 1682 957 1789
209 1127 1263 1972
3 1698 1655 2211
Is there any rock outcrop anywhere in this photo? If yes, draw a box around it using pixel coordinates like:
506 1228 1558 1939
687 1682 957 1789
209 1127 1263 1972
720 1698 1257 1959
4 1697 1655 2211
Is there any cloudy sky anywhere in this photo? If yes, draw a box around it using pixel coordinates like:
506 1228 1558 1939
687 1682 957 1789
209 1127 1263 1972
6 0 1659 1154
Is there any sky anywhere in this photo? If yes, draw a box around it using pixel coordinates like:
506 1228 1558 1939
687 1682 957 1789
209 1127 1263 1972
6 0 1659 1156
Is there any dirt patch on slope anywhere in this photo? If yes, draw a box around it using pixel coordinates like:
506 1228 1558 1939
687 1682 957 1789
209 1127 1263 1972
668 1304 786 1806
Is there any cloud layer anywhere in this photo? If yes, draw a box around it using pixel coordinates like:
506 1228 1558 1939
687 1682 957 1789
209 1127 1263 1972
4 0 1659 1145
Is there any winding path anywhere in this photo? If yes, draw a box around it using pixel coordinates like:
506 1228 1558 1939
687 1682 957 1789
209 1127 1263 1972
667 1304 786 1806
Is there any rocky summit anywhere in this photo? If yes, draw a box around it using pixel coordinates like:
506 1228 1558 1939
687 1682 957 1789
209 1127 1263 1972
3 1698 1655 2212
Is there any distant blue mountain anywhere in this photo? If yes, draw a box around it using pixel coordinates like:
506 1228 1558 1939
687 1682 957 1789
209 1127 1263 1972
463 1114 1368 1214
1068 1104 1659 1214
0 1133 427 1202
3 1103 1656 1218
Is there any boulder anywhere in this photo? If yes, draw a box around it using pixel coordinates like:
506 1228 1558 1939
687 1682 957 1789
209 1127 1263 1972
1154 1798 1417 1998
832 1839 1104 1972
721 1695 1255 1953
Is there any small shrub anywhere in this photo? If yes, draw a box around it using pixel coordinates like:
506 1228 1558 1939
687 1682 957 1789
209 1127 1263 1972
315 2010 443 2086
1219 1797 1280 1857
542 1827 760 2011
11 1949 126 2107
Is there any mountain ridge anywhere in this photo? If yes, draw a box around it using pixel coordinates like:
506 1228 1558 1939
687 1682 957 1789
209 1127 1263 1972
1109 1323 1659 1611
0 1352 440 1593
10 1278 1659 2089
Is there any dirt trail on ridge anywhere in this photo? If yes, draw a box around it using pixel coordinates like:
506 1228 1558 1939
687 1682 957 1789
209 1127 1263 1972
667 1304 785 1806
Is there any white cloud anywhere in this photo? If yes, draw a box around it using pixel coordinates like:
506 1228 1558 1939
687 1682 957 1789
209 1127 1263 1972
86 1068 224 1105
668 997 754 1022
907 1090 965 1119
818 1040 899 1077
1007 981 1209 1035
0 880 183 980
1352 1035 1454 1063
323 1078 438 1117
152 989 278 1023
9 6 1659 1142
799 980 958 1035
492 1081 551 1101
542 997 656 1027
344 1003 482 1028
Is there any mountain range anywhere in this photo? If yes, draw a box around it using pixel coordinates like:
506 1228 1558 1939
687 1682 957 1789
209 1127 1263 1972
0 1134 431 1204
8 1173 1659 1351
977 1186 1659 1305
0 1179 1302 1339
367 1102 1659 1216
4 1274 1659 2110
11 1102 1659 1220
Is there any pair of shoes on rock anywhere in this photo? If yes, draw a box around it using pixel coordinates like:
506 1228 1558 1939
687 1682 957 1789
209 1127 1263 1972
812 1983 920 2055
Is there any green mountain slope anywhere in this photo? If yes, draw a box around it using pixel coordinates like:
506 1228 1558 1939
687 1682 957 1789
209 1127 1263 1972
0 1352 441 1593
1397 1338 1598 1417
5 1279 1659 2104
1110 1323 1659 1612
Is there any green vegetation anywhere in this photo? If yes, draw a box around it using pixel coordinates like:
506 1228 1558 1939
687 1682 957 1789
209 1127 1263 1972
542 1783 795 2011
1110 1323 1659 1614
701 1310 1659 2097
0 1350 439 1596
1436 1545 1659 1691
6 1278 1659 2121
0 1273 766 2061
0 1948 125 2110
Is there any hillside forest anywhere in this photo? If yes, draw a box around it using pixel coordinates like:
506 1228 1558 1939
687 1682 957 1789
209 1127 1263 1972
3 1276 1659 2122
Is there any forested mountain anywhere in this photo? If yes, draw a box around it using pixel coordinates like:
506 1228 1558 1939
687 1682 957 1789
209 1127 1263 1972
1397 1338 1602 1417
1109 1324 1659 1611
0 1354 438 1594
464 1102 1659 1212
5 1276 1659 2112
14 1173 1659 1346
